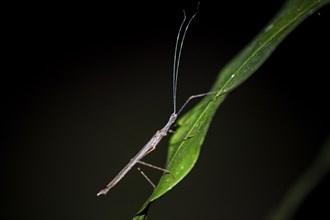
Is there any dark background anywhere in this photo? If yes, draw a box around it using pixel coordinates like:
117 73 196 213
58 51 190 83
2 1 329 219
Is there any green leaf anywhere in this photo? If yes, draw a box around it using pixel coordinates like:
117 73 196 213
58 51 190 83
134 0 330 219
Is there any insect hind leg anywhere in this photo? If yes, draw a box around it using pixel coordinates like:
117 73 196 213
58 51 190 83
135 166 155 188
135 161 172 188
137 160 170 173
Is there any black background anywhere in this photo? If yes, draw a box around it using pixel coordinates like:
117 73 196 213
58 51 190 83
2 1 329 219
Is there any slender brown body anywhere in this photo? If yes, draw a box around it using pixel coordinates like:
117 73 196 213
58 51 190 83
97 3 201 196
97 113 177 196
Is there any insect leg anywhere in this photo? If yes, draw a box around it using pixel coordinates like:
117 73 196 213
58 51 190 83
137 160 170 173
135 166 155 188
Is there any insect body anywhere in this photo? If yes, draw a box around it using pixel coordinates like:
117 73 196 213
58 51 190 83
97 3 211 196
97 113 177 196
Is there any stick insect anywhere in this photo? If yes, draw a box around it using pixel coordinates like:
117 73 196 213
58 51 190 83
97 3 213 196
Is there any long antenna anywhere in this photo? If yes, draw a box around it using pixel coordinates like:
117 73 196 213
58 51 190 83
173 12 186 114
172 2 200 113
